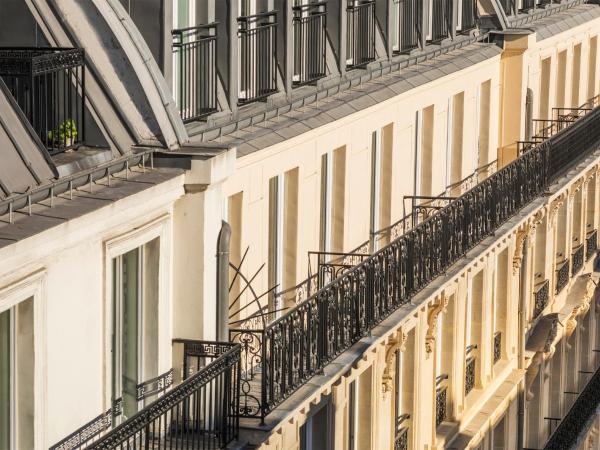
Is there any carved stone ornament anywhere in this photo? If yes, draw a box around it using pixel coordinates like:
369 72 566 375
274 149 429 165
513 225 530 275
569 177 585 199
382 329 407 395
425 294 449 354
549 193 567 227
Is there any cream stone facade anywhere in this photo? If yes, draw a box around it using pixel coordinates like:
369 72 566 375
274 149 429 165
1 1 600 450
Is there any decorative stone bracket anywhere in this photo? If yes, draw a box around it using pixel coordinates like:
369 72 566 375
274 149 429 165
425 294 449 354
382 329 407 395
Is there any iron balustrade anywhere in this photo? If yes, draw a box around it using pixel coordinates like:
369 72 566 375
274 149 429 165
293 2 327 86
394 415 410 450
86 342 240 450
461 0 477 32
555 259 570 295
346 1 376 68
544 365 600 449
238 12 278 104
0 47 85 154
586 229 597 261
493 332 502 364
172 24 218 122
465 354 476 396
436 375 448 426
571 244 584 276
430 0 450 43
393 0 421 53
533 279 550 319
233 100 600 421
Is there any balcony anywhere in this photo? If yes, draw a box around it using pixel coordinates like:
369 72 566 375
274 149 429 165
571 244 584 276
238 11 278 104
395 415 410 450
493 331 502 364
460 0 477 32
555 259 570 295
293 2 327 86
52 341 240 450
435 375 448 426
533 279 550 319
521 0 535 11
465 346 477 396
346 0 376 68
172 24 218 122
430 0 450 43
392 0 420 54
230 98 600 421
0 47 86 155
586 229 597 261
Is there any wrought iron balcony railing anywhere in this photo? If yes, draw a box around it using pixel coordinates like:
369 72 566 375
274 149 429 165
172 24 218 122
346 0 376 68
533 279 550 319
586 229 597 261
293 2 327 86
231 99 600 421
395 414 410 450
0 47 86 155
435 374 448 426
460 0 477 32
238 11 278 104
544 365 600 449
555 259 570 295
499 0 514 15
392 0 421 54
493 331 502 364
430 0 451 43
465 346 477 396
81 341 240 450
571 244 584 276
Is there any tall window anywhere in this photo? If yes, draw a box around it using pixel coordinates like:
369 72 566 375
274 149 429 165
112 239 160 420
572 43 582 107
0 298 34 450
588 36 598 100
320 147 346 254
370 130 382 247
172 0 196 108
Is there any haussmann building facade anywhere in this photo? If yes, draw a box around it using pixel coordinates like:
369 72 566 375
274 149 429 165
1 0 600 449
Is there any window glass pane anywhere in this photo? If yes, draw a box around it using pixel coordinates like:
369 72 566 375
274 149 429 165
121 248 140 419
178 0 190 28
16 299 34 450
0 309 11 450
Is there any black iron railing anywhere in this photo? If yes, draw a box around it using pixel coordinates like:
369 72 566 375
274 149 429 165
393 0 420 53
493 332 502 364
534 279 550 319
394 415 410 450
544 365 600 449
436 375 448 426
172 24 218 122
238 12 278 104
86 342 240 450
555 259 570 295
430 0 450 43
233 100 600 421
0 47 85 154
465 358 476 395
461 0 477 32
293 2 327 86
572 244 584 276
346 0 376 68
586 229 597 261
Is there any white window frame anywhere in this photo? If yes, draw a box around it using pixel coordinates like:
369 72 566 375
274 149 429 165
104 214 172 413
0 269 47 450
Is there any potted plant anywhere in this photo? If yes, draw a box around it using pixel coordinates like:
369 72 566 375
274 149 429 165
48 119 78 148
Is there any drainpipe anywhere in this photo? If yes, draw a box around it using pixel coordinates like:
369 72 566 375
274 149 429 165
216 220 231 342
518 236 529 450
525 88 534 142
